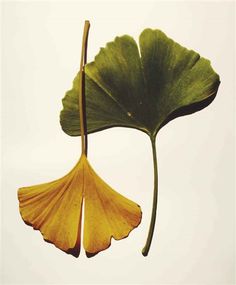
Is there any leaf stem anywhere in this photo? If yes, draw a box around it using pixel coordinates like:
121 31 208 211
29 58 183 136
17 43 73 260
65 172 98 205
142 136 158 256
79 20 90 155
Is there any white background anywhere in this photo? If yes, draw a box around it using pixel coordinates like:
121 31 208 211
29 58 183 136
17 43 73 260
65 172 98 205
1 1 235 284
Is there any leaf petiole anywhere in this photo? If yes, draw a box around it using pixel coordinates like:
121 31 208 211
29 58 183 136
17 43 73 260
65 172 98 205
79 20 90 155
142 136 158 256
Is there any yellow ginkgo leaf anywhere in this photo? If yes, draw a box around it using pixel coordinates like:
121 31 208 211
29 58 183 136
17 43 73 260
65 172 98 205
18 21 142 257
18 154 142 257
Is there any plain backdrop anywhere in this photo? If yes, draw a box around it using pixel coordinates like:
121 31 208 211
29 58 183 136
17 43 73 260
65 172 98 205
1 1 235 284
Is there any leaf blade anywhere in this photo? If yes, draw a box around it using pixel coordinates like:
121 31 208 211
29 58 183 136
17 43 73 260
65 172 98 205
60 28 220 137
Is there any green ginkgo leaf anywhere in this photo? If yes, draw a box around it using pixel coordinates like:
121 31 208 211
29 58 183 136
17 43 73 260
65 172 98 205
60 28 220 137
60 28 220 256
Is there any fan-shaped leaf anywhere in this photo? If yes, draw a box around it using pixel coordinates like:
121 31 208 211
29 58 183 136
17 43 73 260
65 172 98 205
60 28 220 137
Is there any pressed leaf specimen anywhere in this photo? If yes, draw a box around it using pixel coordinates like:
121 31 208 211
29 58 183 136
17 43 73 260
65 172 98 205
60 24 220 256
19 20 220 257
18 21 141 258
